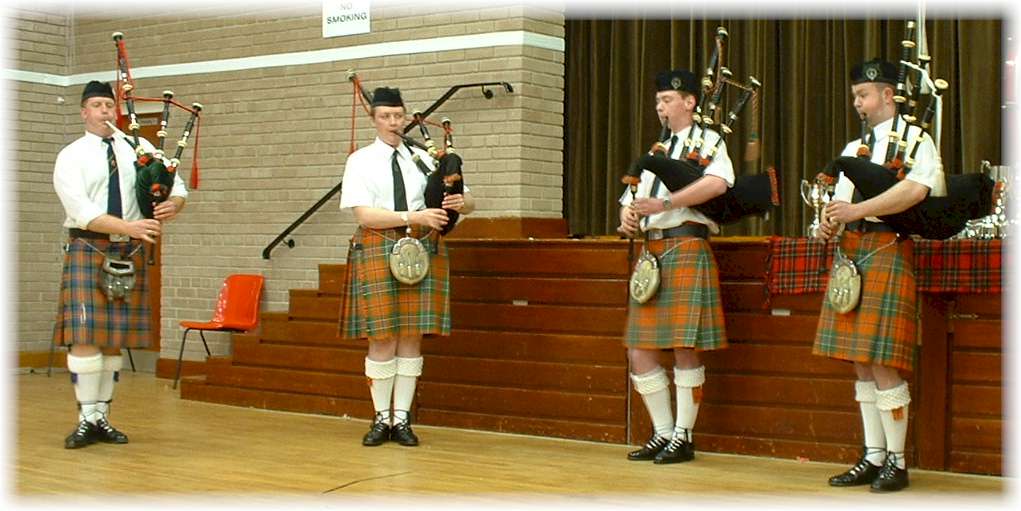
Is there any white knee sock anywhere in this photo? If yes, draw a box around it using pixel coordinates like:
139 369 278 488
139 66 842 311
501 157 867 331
67 353 104 424
364 357 397 424
96 355 123 421
393 356 423 424
673 366 705 442
855 380 886 466
631 367 673 439
876 382 912 469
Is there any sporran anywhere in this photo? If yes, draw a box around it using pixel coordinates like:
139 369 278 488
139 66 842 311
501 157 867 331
629 249 661 304
826 247 861 314
389 227 430 285
101 256 136 301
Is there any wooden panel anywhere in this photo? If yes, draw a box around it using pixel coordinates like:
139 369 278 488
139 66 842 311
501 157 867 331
702 374 854 408
448 242 629 277
155 357 207 380
953 295 1003 316
416 408 626 444
181 379 371 420
451 303 627 336
915 294 949 471
417 382 624 423
452 275 626 306
701 344 852 377
696 404 864 444
422 330 625 365
260 316 355 346
950 417 1003 451
948 452 1003 476
18 350 67 370
951 352 1003 384
951 384 1003 417
697 433 876 465
951 320 1003 349
288 290 340 321
724 313 821 343
720 281 771 312
423 355 625 393
711 239 771 280
444 217 568 239
765 293 825 313
318 264 345 295
203 361 367 399
231 337 364 373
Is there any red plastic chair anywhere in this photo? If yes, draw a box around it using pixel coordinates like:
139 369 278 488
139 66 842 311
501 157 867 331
174 274 264 389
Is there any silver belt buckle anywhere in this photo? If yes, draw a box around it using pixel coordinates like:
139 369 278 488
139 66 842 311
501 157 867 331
109 233 130 243
646 229 664 241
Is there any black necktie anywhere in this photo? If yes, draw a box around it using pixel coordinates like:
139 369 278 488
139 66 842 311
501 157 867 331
644 135 679 227
867 128 877 154
104 138 122 218
648 135 679 197
391 150 408 212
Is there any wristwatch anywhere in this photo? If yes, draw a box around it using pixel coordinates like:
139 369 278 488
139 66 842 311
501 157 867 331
399 212 409 225
661 197 673 211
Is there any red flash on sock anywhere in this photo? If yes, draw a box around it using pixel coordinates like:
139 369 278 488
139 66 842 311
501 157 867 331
892 406 905 421
692 386 703 404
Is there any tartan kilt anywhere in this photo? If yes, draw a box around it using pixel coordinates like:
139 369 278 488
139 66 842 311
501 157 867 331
338 226 451 341
624 237 728 350
52 238 151 348
813 231 917 372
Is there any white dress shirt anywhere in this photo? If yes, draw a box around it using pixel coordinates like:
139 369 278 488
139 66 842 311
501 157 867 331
833 115 946 223
619 125 736 234
341 137 471 211
340 137 431 211
54 131 189 229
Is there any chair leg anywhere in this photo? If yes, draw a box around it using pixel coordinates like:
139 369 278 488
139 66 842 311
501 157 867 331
125 347 136 372
174 329 191 390
46 342 55 377
198 331 212 357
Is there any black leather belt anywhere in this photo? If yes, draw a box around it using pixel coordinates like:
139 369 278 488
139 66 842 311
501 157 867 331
69 228 108 240
68 228 129 242
861 222 896 233
645 222 709 240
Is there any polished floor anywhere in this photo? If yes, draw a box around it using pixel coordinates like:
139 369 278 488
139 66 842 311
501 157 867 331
13 372 1007 505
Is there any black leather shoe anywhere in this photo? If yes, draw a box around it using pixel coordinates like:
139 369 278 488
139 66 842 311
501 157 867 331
828 447 884 487
870 455 909 492
627 433 670 461
390 421 419 446
94 418 129 444
64 420 97 449
654 437 695 464
362 419 391 446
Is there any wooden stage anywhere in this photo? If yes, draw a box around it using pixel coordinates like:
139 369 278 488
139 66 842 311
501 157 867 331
177 236 1005 476
15 372 1005 499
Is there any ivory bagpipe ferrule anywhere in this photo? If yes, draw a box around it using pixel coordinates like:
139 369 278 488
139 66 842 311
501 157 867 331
112 32 144 155
441 117 456 154
699 75 759 169
885 21 917 164
157 90 174 153
904 78 948 172
893 21 917 109
168 103 202 172
411 110 442 161
689 67 732 162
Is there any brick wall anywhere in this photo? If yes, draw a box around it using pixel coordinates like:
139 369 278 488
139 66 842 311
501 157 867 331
8 7 73 356
8 1 566 363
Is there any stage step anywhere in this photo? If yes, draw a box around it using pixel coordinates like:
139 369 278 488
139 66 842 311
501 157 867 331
179 242 633 442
